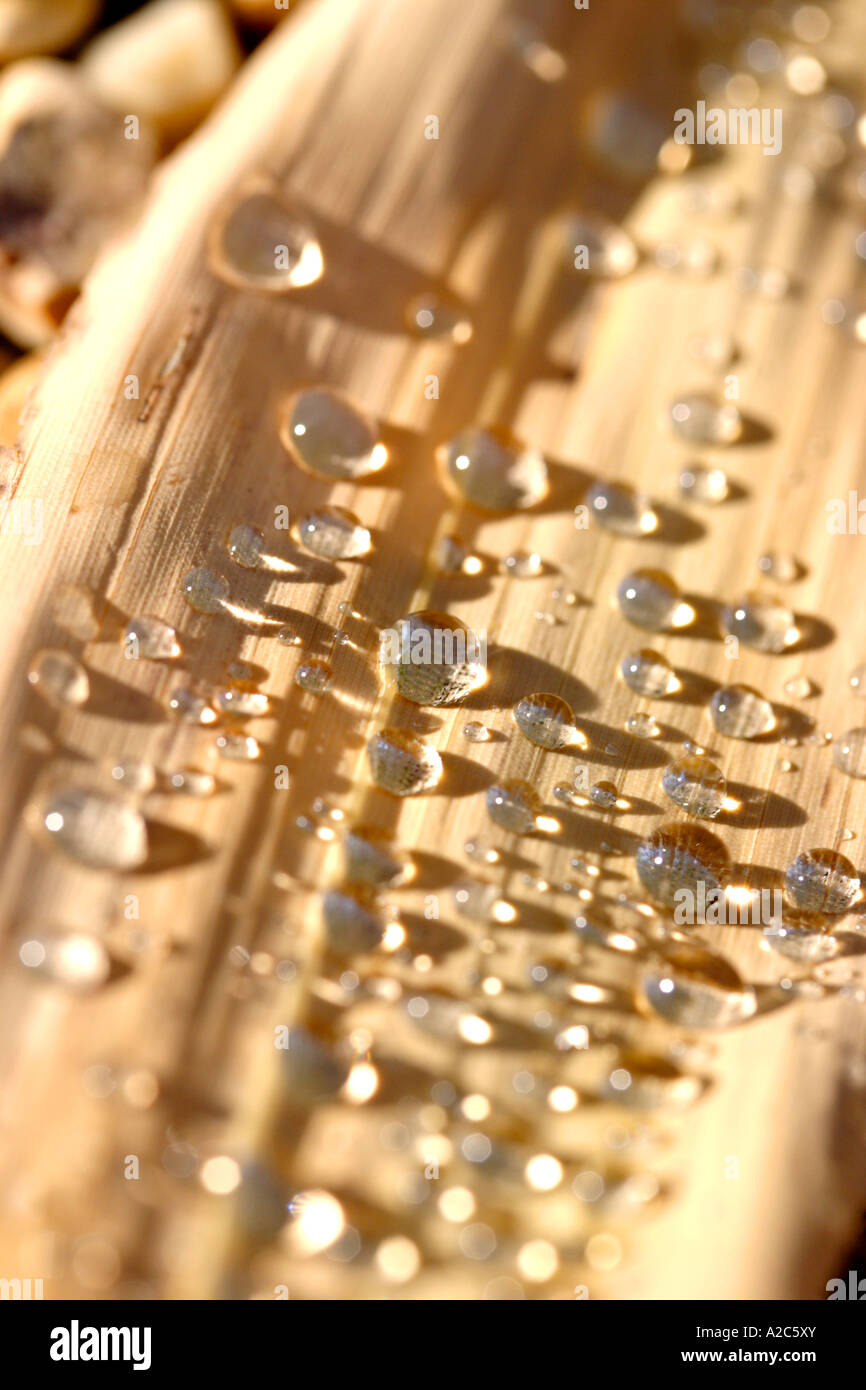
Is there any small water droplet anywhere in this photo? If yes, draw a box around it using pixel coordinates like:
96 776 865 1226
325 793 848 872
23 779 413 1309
848 662 866 697
19 930 111 991
181 567 229 615
462 721 490 743
642 942 756 1029
366 728 443 796
620 648 678 697
27 649 89 708
452 881 513 923
687 331 737 368
508 18 568 82
437 427 548 511
616 569 690 631
625 712 660 739
166 767 216 796
669 391 742 445
500 550 542 578
226 524 266 569
280 388 387 481
406 292 472 343
343 826 407 886
168 687 218 724
214 689 270 718
722 591 798 653
587 480 657 536
785 848 860 913
662 755 726 818
208 184 323 291
322 891 385 953
783 674 816 700
52 583 99 641
123 615 181 660
277 628 302 647
295 659 332 695
654 238 718 277
434 533 472 574
110 759 156 794
486 779 540 834
216 731 260 761
513 692 582 750
734 264 791 299
636 822 729 906
28 786 148 869
562 211 638 277
709 684 775 739
833 728 866 777
677 463 730 504
758 552 801 582
589 781 619 809
298 506 372 559
600 1049 703 1109
379 611 486 705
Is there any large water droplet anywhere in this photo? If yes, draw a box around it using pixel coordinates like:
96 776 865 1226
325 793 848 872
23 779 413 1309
784 848 860 914
616 569 690 631
321 891 385 953
436 427 548 511
833 728 866 777
563 212 638 277
379 611 486 705
19 930 111 991
512 692 582 750
295 659 332 695
486 779 540 834
642 942 757 1029
342 826 408 886
28 786 148 870
366 728 443 796
181 568 229 615
669 391 742 444
27 649 89 708
280 388 387 481
709 683 775 739
586 480 657 536
298 506 371 559
123 615 181 660
208 184 323 291
635 823 729 907
722 591 798 652
226 524 266 569
663 755 726 818
620 648 678 697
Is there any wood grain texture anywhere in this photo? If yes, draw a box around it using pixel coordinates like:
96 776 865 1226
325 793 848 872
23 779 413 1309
0 0 864 1301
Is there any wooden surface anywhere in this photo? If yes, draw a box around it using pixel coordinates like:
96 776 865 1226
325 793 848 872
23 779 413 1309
0 0 864 1300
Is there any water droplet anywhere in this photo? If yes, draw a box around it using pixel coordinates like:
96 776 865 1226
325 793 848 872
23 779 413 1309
366 728 443 796
635 823 729 907
563 211 638 277
677 463 729 504
436 427 548 511
848 663 866 697
19 930 111 991
110 759 156 794
758 552 801 583
586 480 657 536
295 659 332 695
583 93 668 181
322 891 385 953
181 567 228 615
669 391 742 445
214 689 270 718
168 687 218 724
709 684 775 739
379 611 486 705
687 331 737 369
280 1027 348 1105
166 767 216 796
298 506 371 559
620 648 678 697
764 909 839 964
486 780 540 834
27 649 89 708
599 1049 704 1109
833 728 866 778
123 615 181 660
512 692 582 750
208 184 323 291
500 550 542 578
216 732 260 761
734 264 791 299
280 388 387 481
785 848 860 914
28 786 148 869
434 533 472 574
642 942 756 1029
654 238 718 277
277 628 302 647
406 293 472 343
722 591 798 653
589 781 618 809
462 721 490 743
452 882 512 923
662 755 726 818
53 583 99 641
343 826 407 886
625 712 660 739
226 524 265 569
508 18 568 82
616 569 690 631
